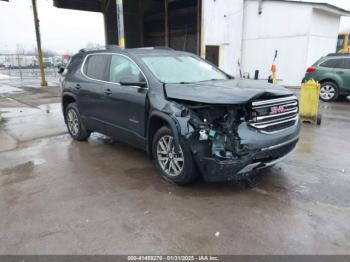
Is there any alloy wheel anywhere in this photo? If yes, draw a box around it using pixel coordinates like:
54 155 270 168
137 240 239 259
67 109 80 136
156 135 184 177
320 85 336 101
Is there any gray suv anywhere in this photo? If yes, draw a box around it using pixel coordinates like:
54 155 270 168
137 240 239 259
59 46 300 185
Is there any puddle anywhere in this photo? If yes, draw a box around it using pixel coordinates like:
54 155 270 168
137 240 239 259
1 161 35 175
0 161 37 186
0 159 45 186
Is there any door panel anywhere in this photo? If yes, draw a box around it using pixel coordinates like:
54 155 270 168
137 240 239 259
101 55 148 148
340 58 350 90
78 54 110 133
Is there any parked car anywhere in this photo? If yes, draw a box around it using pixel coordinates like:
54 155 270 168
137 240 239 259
59 46 300 185
304 53 350 102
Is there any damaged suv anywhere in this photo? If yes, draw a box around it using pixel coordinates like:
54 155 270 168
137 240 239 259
60 46 300 185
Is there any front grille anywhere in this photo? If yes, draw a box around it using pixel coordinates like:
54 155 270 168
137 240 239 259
249 96 299 133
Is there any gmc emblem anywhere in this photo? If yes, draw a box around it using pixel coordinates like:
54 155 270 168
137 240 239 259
270 105 285 115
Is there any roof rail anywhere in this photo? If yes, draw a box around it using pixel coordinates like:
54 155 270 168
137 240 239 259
79 45 123 53
326 53 350 57
131 46 174 51
106 45 123 51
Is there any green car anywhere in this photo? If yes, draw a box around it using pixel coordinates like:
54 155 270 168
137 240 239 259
304 53 350 102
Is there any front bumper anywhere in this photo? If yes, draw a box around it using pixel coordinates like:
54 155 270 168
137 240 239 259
196 130 300 182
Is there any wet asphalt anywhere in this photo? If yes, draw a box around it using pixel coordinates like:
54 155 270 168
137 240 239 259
0 80 349 254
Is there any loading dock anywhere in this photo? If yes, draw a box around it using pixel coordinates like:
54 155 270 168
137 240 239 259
54 0 202 55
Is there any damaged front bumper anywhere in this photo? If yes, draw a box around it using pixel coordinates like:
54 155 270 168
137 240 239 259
195 135 299 182
192 117 300 182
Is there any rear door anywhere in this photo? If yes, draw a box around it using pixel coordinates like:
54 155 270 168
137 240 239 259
101 54 148 148
326 58 350 90
79 54 110 132
340 58 350 90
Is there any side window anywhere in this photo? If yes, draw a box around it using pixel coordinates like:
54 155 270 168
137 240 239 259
109 55 143 83
320 58 347 69
344 58 350 69
320 59 339 68
333 59 346 69
84 55 109 81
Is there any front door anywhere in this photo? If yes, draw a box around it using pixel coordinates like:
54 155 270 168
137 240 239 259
102 54 148 148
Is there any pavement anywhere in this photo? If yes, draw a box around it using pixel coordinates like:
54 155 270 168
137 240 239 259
0 78 350 254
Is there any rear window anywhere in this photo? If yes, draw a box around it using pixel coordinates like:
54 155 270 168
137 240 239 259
84 54 110 81
65 54 83 75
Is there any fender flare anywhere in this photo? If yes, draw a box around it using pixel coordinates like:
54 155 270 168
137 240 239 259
319 76 342 88
148 111 181 153
62 92 78 122
62 92 78 102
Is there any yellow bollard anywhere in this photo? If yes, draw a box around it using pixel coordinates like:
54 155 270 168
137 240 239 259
299 79 322 125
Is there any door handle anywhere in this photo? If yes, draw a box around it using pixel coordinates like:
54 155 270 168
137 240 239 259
104 89 112 95
75 84 82 89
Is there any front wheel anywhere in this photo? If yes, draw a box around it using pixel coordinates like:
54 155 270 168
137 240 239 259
152 126 199 185
320 82 338 102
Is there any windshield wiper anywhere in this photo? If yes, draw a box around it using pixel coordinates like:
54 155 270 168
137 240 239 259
198 78 222 82
178 79 222 84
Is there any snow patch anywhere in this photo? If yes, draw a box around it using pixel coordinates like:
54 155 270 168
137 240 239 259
0 85 23 94
0 73 10 80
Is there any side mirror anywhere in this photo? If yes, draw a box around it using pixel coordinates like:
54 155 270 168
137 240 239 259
120 75 147 88
58 66 65 75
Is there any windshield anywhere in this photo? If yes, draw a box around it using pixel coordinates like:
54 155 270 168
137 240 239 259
140 55 229 83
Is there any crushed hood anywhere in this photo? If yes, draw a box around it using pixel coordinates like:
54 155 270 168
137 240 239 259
164 79 293 104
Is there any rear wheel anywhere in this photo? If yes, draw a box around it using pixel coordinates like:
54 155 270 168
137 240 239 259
152 126 198 185
65 103 90 141
320 82 338 102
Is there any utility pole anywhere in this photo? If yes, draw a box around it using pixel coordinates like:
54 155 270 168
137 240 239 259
116 0 125 48
31 0 47 87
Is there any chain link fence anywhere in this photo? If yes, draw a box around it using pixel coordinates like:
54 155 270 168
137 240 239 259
0 67 60 86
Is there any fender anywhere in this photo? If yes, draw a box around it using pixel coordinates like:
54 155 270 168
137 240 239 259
61 92 78 123
319 73 343 88
148 110 181 154
62 91 78 101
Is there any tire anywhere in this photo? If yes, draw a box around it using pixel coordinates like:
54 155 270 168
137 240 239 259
320 82 339 102
316 113 322 126
65 102 90 141
152 126 199 185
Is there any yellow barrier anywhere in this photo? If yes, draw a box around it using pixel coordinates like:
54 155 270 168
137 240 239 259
299 80 322 125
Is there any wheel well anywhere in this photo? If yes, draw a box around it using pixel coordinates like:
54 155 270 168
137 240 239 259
62 95 75 120
319 79 338 87
148 116 168 158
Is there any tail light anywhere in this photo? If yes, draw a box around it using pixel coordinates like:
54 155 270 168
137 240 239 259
306 67 315 73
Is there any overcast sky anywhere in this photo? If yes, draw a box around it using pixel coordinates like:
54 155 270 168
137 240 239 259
1 0 350 54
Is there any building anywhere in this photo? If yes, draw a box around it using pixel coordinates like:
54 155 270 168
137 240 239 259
53 0 350 86
241 0 350 86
